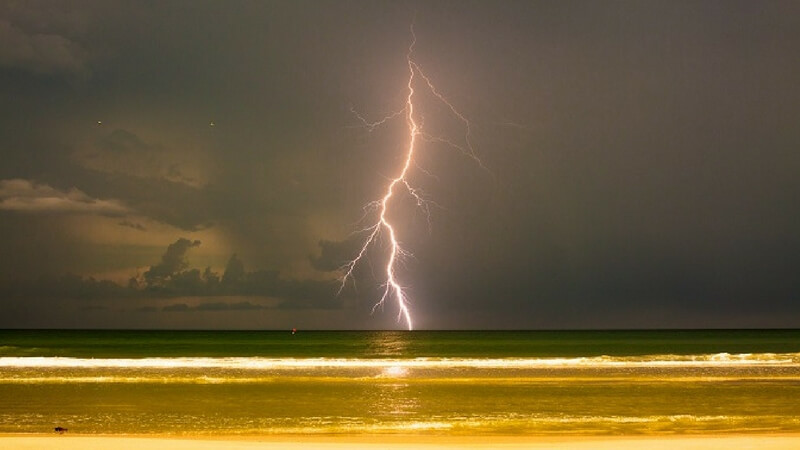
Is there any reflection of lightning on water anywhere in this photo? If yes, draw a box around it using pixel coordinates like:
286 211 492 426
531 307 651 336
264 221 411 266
339 25 485 331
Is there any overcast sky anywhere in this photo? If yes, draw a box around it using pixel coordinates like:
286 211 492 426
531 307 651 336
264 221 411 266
1 1 798 329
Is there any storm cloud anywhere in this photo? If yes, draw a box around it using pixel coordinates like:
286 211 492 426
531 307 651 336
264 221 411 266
162 301 265 312
0 179 128 215
142 238 201 285
1 238 342 313
0 1 799 329
0 17 88 76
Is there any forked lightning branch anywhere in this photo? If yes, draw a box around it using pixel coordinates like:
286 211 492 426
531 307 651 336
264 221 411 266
338 26 486 330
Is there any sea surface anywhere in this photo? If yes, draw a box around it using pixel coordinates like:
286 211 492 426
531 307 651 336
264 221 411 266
1 329 799 436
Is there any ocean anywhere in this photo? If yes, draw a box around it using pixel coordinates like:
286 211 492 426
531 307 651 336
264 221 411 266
1 329 799 436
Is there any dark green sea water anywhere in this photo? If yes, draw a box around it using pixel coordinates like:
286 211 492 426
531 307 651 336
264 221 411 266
1 330 799 435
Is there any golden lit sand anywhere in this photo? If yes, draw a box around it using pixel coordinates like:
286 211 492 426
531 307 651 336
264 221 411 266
2 434 800 449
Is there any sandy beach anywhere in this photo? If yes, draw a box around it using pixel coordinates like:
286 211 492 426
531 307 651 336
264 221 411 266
3 434 800 450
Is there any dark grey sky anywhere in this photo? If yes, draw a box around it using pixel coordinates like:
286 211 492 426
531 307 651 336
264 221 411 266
1 1 798 329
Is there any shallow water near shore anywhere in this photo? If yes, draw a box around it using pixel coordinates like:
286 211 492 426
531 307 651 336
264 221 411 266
1 330 799 435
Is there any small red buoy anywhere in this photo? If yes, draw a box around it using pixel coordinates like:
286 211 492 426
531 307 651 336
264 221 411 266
291 328 297 335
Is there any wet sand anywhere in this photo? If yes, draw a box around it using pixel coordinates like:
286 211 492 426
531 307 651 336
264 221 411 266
2 434 800 449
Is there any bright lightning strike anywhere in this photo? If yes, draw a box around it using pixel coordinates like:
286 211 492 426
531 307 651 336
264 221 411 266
340 26 485 331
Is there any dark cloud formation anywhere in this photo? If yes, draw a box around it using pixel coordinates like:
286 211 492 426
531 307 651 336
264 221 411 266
161 303 190 313
142 238 201 285
0 1 799 329
122 241 340 309
0 179 128 215
0 238 340 309
0 5 89 76
118 220 146 231
162 301 264 313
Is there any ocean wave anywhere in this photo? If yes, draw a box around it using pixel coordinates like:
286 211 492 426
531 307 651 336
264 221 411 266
1 352 799 369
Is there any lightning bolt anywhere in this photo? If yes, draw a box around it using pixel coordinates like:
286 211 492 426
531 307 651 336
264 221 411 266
340 25 484 330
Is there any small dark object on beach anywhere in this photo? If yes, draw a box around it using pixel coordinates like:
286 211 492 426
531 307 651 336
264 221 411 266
54 427 68 434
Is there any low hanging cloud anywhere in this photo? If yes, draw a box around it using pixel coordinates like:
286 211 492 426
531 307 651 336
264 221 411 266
136 242 342 309
162 301 265 312
0 237 345 311
0 178 129 215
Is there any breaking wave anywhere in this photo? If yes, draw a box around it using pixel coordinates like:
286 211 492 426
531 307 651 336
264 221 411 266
1 352 799 369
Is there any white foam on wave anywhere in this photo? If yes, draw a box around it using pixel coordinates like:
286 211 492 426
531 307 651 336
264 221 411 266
1 352 799 369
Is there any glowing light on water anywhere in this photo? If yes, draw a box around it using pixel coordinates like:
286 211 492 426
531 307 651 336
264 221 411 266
382 365 409 377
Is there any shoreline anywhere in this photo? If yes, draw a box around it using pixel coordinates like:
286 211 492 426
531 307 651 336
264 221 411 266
3 434 800 449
